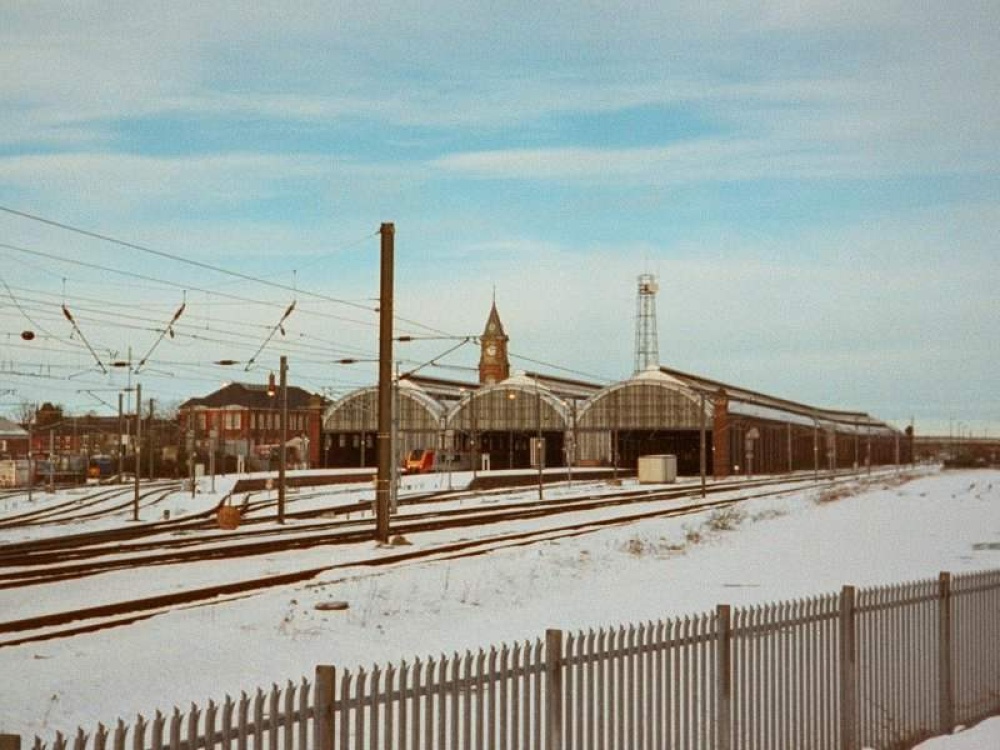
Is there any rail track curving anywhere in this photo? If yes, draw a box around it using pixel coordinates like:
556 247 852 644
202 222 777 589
0 470 903 647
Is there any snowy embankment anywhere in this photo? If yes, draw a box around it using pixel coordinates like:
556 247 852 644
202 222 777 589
1 467 998 748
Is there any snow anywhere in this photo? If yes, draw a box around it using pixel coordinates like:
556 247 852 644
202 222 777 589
1 466 998 749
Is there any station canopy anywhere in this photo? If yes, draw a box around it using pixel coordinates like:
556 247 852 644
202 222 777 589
576 367 710 431
446 372 571 432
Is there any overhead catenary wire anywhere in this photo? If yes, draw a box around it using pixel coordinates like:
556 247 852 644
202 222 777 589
508 350 617 385
61 304 108 374
2 207 604 413
0 281 374 362
0 275 59 339
0 204 377 313
134 301 186 374
0 239 375 331
244 301 296 371
0 205 455 337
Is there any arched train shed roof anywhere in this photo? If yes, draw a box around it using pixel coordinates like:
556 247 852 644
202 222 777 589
576 367 711 431
323 379 445 432
446 372 570 431
657 365 900 437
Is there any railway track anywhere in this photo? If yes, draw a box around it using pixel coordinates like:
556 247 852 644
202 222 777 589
0 470 903 647
0 473 823 581
0 480 183 529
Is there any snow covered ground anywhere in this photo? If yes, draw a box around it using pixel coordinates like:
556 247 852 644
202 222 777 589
1 466 998 748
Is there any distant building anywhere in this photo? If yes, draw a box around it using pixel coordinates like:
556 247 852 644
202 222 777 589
178 382 327 470
11 402 178 477
324 295 908 475
0 417 28 458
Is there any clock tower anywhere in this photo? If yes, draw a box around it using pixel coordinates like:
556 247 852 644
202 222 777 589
478 300 510 385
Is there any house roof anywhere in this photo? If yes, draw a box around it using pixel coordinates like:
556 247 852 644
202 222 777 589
0 417 28 438
179 382 322 410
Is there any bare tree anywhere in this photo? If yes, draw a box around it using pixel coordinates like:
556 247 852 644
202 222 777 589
11 400 37 428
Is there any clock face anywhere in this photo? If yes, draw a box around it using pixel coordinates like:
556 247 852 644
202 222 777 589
486 344 497 357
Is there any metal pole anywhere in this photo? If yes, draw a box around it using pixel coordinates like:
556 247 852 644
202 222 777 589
612 394 618 480
27 419 33 502
567 400 576 487
536 380 543 501
117 392 124 482
48 429 54 491
189 422 196 498
866 423 871 475
699 392 707 498
813 419 819 481
787 422 793 474
133 383 141 521
471 391 478 481
375 222 394 543
148 398 155 479
278 355 287 524
209 430 216 493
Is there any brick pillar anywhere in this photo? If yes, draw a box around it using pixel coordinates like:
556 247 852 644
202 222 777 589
713 390 730 478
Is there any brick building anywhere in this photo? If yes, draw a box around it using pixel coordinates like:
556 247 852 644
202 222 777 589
178 382 327 470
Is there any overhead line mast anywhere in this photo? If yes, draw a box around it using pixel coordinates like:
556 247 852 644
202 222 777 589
633 273 660 374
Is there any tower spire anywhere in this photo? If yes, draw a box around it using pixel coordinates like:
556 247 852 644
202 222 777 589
479 298 510 385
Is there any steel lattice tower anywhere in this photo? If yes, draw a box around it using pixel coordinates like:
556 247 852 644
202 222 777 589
633 273 660 374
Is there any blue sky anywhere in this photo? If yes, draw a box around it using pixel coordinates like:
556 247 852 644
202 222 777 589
0 1 997 436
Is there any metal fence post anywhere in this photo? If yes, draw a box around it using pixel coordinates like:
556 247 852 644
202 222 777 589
839 585 858 750
716 604 732 750
546 629 563 750
314 666 335 750
938 572 954 734
0 735 21 750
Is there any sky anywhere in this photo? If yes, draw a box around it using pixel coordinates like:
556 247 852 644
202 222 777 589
0 2 998 436
1 467 999 746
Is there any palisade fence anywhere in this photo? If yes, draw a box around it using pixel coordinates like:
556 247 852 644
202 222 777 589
18 569 1000 750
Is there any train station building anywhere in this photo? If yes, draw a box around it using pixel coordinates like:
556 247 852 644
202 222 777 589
322 300 912 477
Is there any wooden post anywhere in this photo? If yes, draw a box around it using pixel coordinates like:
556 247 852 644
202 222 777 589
375 223 395 543
0 734 21 750
839 585 857 750
716 604 732 750
545 629 563 750
314 665 335 750
938 572 954 734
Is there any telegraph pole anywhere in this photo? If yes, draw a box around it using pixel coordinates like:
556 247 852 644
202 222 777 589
133 383 141 521
375 223 394 543
148 398 155 479
278 355 287 524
